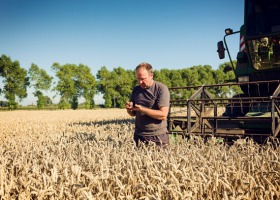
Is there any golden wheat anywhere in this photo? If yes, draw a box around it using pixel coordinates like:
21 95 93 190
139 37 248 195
0 109 279 199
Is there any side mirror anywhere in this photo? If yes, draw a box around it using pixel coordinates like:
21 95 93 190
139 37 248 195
217 41 226 59
223 64 233 73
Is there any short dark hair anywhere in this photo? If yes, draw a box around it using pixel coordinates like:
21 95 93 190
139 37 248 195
135 62 153 74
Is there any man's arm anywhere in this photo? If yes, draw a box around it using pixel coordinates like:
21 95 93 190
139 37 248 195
134 104 169 121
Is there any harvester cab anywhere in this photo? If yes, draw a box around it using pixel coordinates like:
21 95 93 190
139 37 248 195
167 0 280 142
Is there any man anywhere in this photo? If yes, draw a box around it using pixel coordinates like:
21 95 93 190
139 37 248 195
125 62 170 146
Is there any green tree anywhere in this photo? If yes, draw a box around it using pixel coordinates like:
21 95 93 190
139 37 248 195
0 100 9 107
28 63 53 108
112 67 133 108
170 70 184 87
34 91 51 108
181 68 200 87
97 66 114 108
0 55 29 109
127 69 138 88
75 64 97 109
52 63 96 109
52 63 76 109
153 69 171 88
97 66 133 108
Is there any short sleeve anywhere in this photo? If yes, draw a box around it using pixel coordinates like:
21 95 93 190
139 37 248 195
158 84 170 108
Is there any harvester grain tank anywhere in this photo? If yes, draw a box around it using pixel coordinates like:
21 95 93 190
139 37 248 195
168 0 280 142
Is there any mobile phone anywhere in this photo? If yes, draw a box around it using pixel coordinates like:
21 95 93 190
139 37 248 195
133 101 136 107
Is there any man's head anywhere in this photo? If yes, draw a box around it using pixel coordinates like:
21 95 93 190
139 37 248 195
135 62 154 89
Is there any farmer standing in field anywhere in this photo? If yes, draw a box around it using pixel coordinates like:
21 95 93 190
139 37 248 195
125 62 170 146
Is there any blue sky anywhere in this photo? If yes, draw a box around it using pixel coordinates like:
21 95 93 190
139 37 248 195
0 0 244 105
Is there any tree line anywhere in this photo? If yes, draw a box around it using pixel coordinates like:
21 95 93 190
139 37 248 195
0 54 238 110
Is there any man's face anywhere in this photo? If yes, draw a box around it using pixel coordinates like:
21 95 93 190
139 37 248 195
136 68 153 89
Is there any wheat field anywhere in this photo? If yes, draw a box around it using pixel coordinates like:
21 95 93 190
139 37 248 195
0 109 280 199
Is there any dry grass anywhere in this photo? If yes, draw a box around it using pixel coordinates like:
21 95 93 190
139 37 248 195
0 109 280 199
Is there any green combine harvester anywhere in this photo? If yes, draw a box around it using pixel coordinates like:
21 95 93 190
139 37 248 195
168 0 280 143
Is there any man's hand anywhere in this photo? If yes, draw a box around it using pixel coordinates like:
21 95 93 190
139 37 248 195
125 102 136 116
125 101 168 120
126 102 143 112
125 101 133 110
